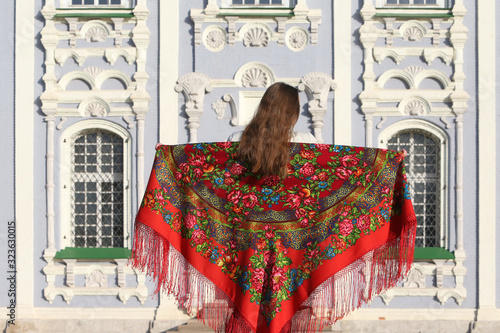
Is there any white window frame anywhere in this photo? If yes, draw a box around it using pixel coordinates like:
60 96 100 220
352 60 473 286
60 120 132 249
60 0 133 8
376 0 451 7
378 119 448 248
221 0 296 8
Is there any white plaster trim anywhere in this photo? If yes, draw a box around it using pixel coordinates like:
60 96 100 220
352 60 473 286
333 0 351 145
60 120 132 249
476 0 497 321
342 308 475 321
159 0 179 144
378 119 449 249
376 68 453 90
33 307 156 320
15 0 35 319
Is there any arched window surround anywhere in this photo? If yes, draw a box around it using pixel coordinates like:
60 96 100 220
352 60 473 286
378 119 449 249
60 119 132 250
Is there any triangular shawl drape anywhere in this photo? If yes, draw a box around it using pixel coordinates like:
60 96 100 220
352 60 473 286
131 142 417 333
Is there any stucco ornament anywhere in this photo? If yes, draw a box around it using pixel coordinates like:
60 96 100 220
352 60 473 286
404 100 425 116
203 26 226 52
243 27 269 47
400 21 427 42
85 270 108 288
85 102 107 117
212 99 227 119
405 65 424 77
298 72 336 143
83 66 104 78
402 264 426 288
242 68 268 88
286 27 309 52
85 26 108 42
175 72 213 143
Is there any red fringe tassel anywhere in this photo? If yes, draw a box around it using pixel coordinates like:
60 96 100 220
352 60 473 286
130 214 416 333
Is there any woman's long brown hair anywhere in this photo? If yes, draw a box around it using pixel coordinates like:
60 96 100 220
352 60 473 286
238 82 300 178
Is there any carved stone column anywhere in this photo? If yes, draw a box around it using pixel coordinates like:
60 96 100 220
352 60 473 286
298 72 336 143
175 73 213 143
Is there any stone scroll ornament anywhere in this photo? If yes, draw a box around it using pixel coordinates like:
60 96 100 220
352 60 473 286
130 142 417 333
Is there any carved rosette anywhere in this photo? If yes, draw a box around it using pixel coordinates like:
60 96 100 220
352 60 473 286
85 102 107 117
242 68 268 88
203 25 226 52
285 27 309 52
243 27 269 47
85 26 108 42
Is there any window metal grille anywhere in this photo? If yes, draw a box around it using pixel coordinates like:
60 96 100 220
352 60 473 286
224 0 295 6
379 0 450 6
387 130 441 247
70 0 131 6
71 130 124 248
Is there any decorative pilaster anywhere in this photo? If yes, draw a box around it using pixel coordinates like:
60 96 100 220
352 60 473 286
175 73 213 143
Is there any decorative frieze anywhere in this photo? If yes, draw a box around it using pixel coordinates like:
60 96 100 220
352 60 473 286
43 260 148 305
190 1 321 51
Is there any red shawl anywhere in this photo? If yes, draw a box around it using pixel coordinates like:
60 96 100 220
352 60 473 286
131 142 416 333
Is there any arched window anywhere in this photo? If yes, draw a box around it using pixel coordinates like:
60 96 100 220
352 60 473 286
61 120 132 250
71 130 124 247
379 119 448 249
387 130 441 247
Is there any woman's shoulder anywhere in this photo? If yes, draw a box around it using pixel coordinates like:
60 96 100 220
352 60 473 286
228 131 316 143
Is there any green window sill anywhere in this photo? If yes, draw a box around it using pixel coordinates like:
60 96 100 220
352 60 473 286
374 13 453 18
413 247 455 260
55 247 131 260
54 13 134 18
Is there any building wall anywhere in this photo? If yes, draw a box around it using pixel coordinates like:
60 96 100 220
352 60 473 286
0 0 15 310
2 0 500 331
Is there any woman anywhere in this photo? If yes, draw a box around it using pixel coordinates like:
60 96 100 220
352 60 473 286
228 82 316 178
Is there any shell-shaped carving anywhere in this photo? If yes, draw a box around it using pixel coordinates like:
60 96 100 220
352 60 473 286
85 26 108 42
242 68 268 87
83 66 104 78
403 26 424 41
243 27 269 47
205 29 226 50
404 100 425 116
175 73 212 95
85 270 107 288
85 102 107 117
405 66 424 77
299 73 331 93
